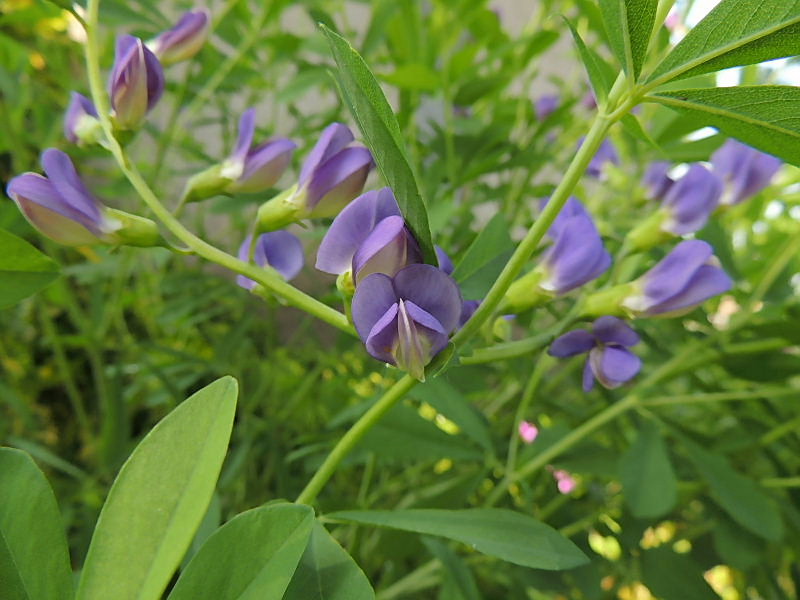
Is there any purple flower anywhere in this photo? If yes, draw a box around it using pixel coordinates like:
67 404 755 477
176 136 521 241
435 245 454 275
535 94 560 120
64 92 99 145
661 164 722 235
643 161 673 200
109 35 165 129
298 123 374 218
315 187 422 283
224 109 296 194
351 264 462 380
586 138 619 178
711 139 782 205
6 149 119 245
622 240 732 317
541 206 611 295
236 231 304 290
150 9 210 65
459 299 480 328
549 316 641 391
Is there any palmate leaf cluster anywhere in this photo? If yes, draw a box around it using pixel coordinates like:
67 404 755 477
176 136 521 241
1 0 800 598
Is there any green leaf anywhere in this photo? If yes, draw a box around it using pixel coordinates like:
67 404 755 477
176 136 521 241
647 86 800 166
326 509 587 570
618 422 677 519
598 0 658 78
422 538 480 600
0 229 60 309
0 448 73 600
320 24 436 264
640 547 718 600
283 522 375 600
379 64 440 92
76 377 238 600
451 213 514 299
168 503 314 600
682 439 783 541
646 0 800 85
564 18 616 102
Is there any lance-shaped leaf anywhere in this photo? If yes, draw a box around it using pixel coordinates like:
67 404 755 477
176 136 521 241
320 24 437 265
76 377 238 600
327 508 587 570
168 504 314 600
598 0 658 78
564 18 616 103
0 448 73 600
282 522 375 600
618 422 677 519
0 229 60 310
682 439 783 542
646 0 800 85
647 86 800 166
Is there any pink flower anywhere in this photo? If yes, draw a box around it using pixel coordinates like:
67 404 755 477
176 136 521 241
518 421 539 444
553 469 577 494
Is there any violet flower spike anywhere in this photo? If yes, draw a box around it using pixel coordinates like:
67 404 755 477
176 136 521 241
236 231 304 290
661 164 722 235
150 9 210 66
298 123 374 218
549 316 642 392
315 187 422 283
224 108 296 194
6 149 119 246
351 264 462 381
711 139 782 205
109 35 164 130
541 211 611 295
64 92 100 145
535 94 559 120
623 240 732 317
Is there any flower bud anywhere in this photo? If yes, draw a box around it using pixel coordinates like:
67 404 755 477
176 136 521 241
64 92 102 146
351 265 462 381
109 35 165 130
149 10 210 66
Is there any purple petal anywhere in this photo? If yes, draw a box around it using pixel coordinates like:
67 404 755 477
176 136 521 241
582 358 595 392
436 245 455 275
662 164 721 235
258 231 305 281
142 42 164 110
64 92 98 143
458 299 480 328
592 316 639 347
365 302 400 364
644 264 732 316
642 240 713 307
712 139 782 205
110 35 149 125
590 346 641 388
352 272 399 341
153 9 210 64
543 214 610 293
352 216 422 283
299 123 354 185
392 264 463 335
535 94 560 120
40 149 104 228
231 108 256 166
549 329 595 357
394 299 449 378
643 161 673 200
305 147 374 215
545 197 591 239
234 138 296 193
7 173 102 245
586 138 619 178
315 187 401 274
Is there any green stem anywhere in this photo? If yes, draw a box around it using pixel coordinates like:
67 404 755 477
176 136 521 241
82 0 354 337
295 375 418 505
641 388 798 406
505 354 551 476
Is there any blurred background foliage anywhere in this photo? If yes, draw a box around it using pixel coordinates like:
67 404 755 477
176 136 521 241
1 0 799 598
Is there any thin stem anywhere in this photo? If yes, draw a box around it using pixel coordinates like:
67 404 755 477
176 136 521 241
82 0 354 337
295 375 418 505
505 354 550 476
761 476 800 488
641 388 798 407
